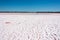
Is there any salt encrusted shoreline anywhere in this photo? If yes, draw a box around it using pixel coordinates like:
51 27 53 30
0 13 60 40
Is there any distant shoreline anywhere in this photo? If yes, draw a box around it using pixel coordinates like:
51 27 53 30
0 11 60 13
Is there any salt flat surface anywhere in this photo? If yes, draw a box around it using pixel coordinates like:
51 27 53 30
0 13 60 40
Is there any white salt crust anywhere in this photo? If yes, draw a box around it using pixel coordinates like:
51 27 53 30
0 13 60 40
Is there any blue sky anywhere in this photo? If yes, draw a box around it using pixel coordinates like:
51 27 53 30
0 0 60 12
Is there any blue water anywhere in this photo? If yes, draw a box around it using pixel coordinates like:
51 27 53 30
0 0 60 12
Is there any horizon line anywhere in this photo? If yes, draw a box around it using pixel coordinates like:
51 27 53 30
0 11 60 13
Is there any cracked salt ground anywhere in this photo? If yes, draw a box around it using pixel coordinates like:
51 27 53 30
0 14 60 40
